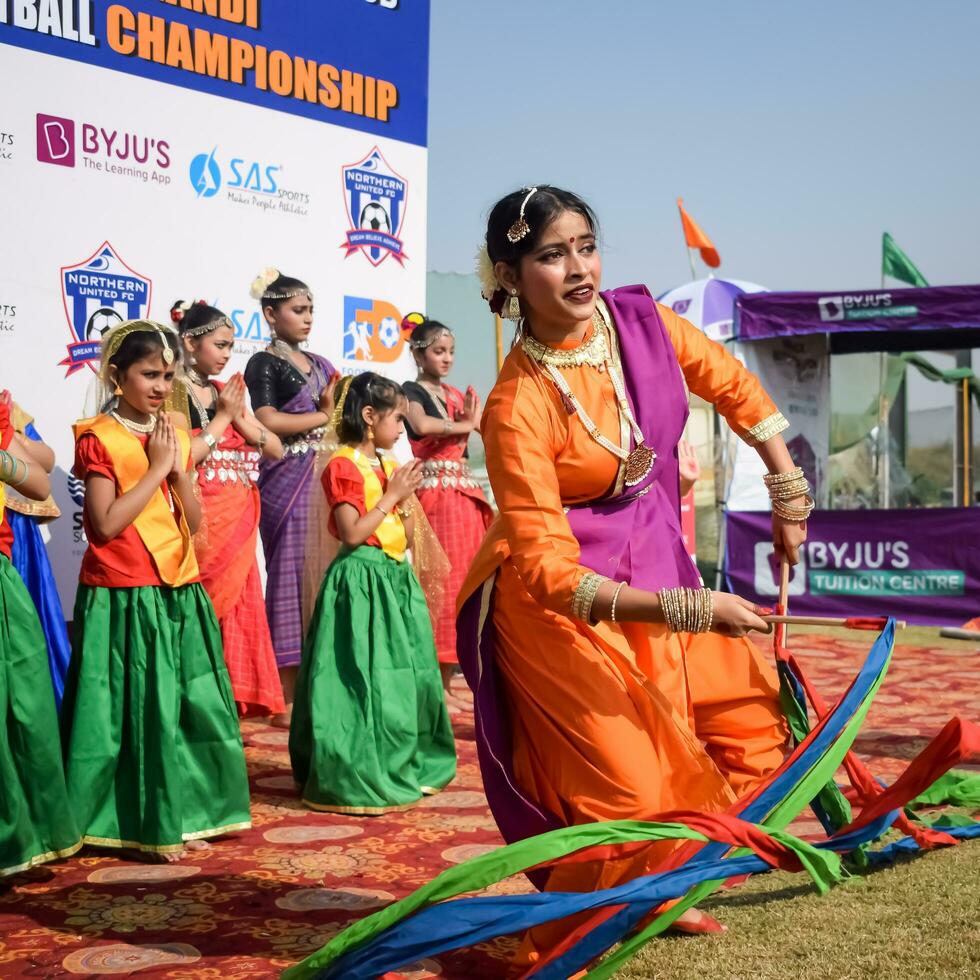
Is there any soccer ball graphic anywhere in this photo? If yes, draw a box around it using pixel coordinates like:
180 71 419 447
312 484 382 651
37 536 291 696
85 306 123 341
377 316 401 350
359 201 391 233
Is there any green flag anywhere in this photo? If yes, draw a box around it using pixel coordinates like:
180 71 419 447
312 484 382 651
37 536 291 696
882 232 929 287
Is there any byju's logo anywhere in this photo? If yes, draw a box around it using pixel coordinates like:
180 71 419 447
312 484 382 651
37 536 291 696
818 296 843 322
754 542 807 597
59 242 151 376
341 147 408 267
342 296 409 364
188 147 281 200
37 113 75 167
37 113 171 182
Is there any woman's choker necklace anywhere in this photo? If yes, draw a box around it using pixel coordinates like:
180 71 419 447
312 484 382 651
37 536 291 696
185 366 209 387
522 311 608 370
272 338 302 354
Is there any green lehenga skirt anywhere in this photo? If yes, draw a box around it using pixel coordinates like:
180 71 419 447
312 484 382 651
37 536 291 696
290 545 456 814
60 582 251 853
0 554 81 877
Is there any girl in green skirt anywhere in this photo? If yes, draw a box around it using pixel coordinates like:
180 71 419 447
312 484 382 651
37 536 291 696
290 372 456 813
0 399 81 877
61 321 251 861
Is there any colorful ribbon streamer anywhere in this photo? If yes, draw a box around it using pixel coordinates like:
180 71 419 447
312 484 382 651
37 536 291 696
282 618 978 980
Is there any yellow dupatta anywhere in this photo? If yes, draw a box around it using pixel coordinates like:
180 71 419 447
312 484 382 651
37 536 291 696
331 445 407 562
73 414 199 587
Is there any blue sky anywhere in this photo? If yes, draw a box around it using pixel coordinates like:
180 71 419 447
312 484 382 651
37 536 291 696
427 0 979 293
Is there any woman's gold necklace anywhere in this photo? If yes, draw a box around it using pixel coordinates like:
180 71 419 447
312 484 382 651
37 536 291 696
522 310 656 486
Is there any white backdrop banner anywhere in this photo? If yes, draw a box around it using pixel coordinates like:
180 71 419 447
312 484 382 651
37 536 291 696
0 1 430 615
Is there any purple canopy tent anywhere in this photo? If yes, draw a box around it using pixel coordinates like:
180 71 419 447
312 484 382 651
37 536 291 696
723 284 980 627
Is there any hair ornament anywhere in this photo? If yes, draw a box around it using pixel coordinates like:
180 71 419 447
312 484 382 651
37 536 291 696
475 245 499 301
405 312 453 351
402 312 426 333
330 374 355 432
249 266 281 300
183 314 234 339
506 186 538 244
171 300 192 324
100 320 178 380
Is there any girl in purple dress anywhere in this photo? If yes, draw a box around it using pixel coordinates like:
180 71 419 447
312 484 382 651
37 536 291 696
244 269 338 725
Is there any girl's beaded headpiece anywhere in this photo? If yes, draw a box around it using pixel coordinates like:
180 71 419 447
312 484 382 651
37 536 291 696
101 320 177 376
404 312 453 350
249 266 313 304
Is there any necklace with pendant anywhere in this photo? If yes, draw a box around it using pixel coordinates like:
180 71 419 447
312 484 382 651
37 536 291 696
417 378 451 421
111 410 156 434
185 369 216 426
270 339 322 399
523 310 656 486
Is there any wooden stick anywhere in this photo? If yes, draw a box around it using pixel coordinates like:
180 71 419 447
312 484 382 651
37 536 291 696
763 615 908 630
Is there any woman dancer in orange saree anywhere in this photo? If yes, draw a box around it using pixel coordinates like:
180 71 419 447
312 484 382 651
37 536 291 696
458 187 809 948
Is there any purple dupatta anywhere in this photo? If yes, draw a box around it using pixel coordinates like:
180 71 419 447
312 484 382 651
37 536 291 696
256 351 334 668
457 285 701 846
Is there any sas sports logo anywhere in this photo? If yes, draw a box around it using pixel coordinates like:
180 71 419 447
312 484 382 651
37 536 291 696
343 296 410 364
188 147 281 199
59 242 151 376
341 147 408 267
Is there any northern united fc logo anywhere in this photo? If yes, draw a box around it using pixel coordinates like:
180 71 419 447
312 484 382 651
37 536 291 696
341 147 408 267
60 242 151 375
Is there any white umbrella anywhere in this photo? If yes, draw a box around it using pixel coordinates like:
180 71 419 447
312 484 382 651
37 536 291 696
657 276 767 342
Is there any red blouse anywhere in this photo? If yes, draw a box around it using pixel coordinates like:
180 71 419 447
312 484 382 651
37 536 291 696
74 432 176 588
322 454 388 550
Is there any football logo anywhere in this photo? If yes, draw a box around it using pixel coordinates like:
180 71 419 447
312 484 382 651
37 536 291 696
59 242 151 376
341 147 408 267
343 296 409 364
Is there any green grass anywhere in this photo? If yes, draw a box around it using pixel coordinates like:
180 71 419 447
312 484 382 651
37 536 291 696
617 834 979 979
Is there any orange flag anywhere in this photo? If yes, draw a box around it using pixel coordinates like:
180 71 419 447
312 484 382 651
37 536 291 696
677 197 720 268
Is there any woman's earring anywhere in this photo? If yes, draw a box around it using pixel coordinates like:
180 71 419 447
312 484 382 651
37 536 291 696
505 290 521 322
368 425 375 442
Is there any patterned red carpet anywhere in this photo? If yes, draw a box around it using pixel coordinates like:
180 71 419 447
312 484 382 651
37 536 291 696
1 632 977 979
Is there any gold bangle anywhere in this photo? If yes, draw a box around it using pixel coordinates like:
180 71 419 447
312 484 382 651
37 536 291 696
571 571 608 622
374 501 391 516
610 581 626 623
658 586 714 634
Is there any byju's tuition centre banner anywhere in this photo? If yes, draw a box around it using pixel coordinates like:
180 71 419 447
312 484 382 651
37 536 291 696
1 0 430 615
725 508 980 626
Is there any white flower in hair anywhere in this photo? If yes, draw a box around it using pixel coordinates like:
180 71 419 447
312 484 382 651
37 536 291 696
249 266 281 300
475 245 498 302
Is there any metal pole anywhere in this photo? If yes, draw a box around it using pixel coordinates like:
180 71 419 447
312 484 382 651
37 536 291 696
878 270 889 508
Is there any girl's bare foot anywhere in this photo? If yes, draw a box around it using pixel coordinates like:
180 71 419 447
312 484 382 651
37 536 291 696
184 839 212 853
